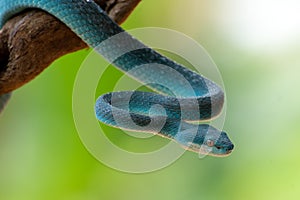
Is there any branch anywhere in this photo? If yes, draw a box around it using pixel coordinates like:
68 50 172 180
0 0 141 95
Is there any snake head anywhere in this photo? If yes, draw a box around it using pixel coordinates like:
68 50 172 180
174 124 234 157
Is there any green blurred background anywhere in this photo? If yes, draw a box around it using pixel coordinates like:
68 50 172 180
1 0 300 199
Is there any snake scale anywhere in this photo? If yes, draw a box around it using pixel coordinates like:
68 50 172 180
0 0 234 156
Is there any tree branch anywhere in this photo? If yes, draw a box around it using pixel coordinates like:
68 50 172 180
0 0 141 95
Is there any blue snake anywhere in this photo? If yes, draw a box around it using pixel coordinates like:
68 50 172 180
0 0 234 157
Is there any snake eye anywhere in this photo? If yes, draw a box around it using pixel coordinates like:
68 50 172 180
206 139 214 147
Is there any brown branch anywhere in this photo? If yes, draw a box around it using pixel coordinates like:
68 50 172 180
0 0 141 95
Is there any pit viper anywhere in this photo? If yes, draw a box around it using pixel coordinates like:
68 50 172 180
0 0 234 156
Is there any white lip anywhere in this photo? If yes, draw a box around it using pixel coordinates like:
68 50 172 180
208 149 233 157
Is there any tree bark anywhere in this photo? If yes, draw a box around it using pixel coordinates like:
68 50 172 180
0 0 141 95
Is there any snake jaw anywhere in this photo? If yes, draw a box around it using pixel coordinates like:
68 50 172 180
184 142 233 157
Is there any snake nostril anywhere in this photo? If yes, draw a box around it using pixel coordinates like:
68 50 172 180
228 144 234 151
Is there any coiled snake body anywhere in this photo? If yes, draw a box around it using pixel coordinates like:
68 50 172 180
0 0 234 156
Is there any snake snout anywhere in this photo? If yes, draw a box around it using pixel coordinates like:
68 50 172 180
227 143 234 151
214 131 234 154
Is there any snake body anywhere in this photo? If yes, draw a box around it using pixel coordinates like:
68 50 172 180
0 0 234 156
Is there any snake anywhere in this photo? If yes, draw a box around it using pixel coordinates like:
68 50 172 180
0 0 234 157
